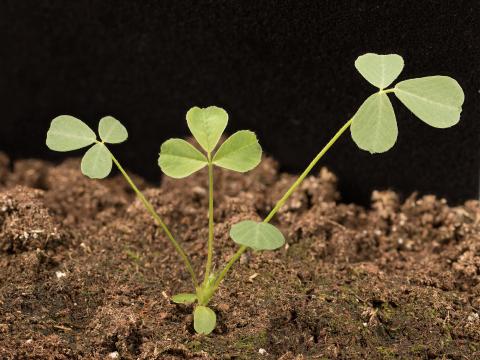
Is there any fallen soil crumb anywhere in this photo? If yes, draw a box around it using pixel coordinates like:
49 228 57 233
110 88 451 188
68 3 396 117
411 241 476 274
0 153 479 359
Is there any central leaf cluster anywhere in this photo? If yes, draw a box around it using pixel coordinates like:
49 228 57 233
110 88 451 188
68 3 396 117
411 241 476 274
158 106 262 178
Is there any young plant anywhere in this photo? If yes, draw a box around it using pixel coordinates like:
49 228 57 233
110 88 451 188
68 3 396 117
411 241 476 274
46 53 464 335
158 106 284 334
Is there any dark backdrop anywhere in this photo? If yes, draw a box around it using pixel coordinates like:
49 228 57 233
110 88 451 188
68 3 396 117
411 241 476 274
1 1 479 205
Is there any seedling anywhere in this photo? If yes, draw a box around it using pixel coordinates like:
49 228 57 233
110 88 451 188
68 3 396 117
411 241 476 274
46 53 464 335
158 106 283 333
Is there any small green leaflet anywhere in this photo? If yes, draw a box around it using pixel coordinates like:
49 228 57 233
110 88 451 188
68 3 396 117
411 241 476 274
230 220 285 250
171 293 197 304
187 106 228 153
158 138 208 178
46 115 96 151
46 115 129 179
99 116 128 143
194 305 216 335
394 76 464 128
355 53 404 89
80 143 112 179
351 92 398 153
213 130 262 172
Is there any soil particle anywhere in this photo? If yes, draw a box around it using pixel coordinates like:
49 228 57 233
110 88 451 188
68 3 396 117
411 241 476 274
1 156 480 359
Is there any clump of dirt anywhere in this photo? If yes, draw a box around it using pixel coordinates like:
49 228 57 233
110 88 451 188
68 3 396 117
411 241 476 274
0 186 69 253
0 152 479 359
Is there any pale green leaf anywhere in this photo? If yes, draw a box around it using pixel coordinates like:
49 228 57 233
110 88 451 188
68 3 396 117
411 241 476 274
186 106 228 152
351 93 398 153
355 53 404 89
158 139 208 178
98 116 128 143
80 143 112 179
212 130 262 172
230 220 285 250
394 76 464 128
193 306 216 335
46 115 96 151
172 293 197 304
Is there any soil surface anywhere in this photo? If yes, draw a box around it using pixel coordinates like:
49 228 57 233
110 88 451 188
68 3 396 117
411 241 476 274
0 153 479 359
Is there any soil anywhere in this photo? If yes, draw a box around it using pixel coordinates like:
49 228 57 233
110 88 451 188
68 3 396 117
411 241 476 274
0 152 479 359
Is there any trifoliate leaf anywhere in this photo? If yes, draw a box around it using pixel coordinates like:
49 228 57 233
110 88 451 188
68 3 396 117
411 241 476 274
193 306 216 335
46 115 96 151
394 76 464 128
98 116 128 144
80 143 112 179
172 293 197 304
355 53 404 89
230 220 285 250
186 106 228 153
212 130 262 172
158 138 208 178
351 92 398 153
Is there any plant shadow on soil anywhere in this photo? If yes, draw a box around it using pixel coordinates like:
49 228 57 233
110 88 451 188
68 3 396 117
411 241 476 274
0 151 479 359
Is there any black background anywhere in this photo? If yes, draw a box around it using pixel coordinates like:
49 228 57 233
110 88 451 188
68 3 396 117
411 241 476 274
1 1 478 205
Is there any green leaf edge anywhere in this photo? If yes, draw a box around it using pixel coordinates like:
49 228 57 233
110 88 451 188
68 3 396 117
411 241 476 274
212 130 262 172
193 305 217 335
158 138 208 178
186 106 229 153
98 116 128 144
171 293 197 304
229 220 285 251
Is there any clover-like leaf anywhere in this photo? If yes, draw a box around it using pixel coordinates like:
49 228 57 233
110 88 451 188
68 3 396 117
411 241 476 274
230 220 285 250
186 106 228 153
158 138 208 178
172 293 197 304
212 130 262 172
394 76 464 128
355 53 404 89
351 92 398 153
80 143 112 179
99 116 128 144
46 115 96 151
193 305 216 335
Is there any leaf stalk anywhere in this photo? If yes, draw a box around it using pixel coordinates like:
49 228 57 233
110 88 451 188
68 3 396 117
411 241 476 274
204 155 215 284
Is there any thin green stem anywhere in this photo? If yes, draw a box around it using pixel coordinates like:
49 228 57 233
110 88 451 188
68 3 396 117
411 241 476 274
212 245 246 290
213 117 354 290
203 156 215 284
108 149 198 288
264 118 353 222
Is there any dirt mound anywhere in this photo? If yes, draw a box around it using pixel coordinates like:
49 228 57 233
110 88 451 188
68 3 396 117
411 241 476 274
0 155 479 359
0 186 68 253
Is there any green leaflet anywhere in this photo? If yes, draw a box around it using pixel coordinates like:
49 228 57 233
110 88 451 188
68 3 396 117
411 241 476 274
80 143 113 179
158 138 208 178
355 53 404 89
99 116 128 143
230 220 285 250
187 106 228 153
46 115 96 151
193 305 216 334
351 92 398 153
394 76 464 128
171 293 197 304
213 130 262 172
